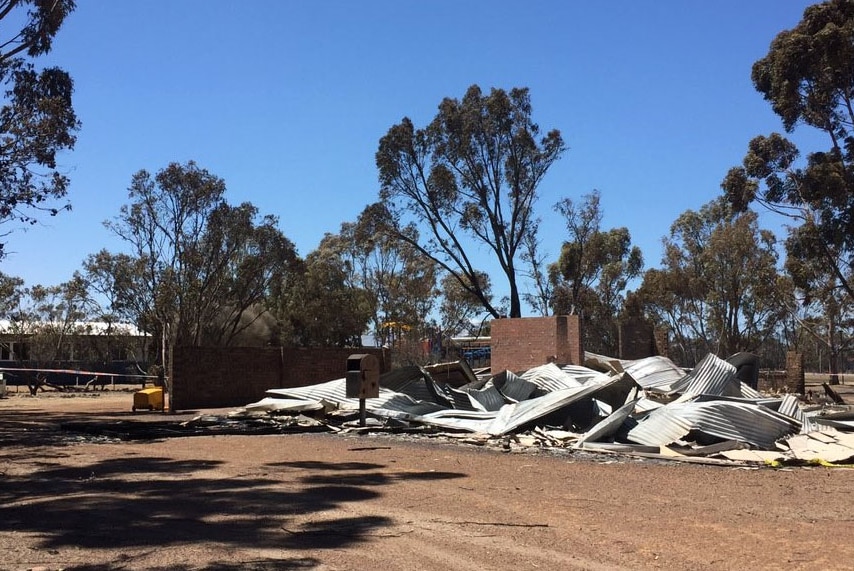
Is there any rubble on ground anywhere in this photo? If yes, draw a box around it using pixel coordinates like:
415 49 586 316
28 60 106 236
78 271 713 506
231 352 854 467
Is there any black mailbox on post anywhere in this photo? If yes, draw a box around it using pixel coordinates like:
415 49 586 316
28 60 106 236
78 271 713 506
346 353 380 399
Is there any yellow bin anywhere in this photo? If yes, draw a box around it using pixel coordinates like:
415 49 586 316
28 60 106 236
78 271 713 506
132 387 164 411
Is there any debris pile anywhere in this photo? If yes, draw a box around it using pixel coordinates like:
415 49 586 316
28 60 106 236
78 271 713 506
236 352 854 466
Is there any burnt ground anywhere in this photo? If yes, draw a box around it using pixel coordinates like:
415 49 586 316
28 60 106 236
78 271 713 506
1 387 854 571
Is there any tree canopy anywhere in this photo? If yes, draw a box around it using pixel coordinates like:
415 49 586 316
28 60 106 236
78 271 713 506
0 0 79 256
637 199 783 365
549 191 643 355
376 85 565 319
94 161 299 369
722 0 854 302
338 203 438 347
271 241 372 348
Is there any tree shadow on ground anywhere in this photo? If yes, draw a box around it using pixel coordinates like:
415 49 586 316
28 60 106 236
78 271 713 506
269 460 385 471
0 447 467 556
71 559 322 571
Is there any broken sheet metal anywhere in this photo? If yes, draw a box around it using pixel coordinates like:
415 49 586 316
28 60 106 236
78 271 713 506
412 373 629 436
575 398 640 448
422 359 478 387
245 397 325 414
265 378 447 417
460 382 506 411
622 355 686 392
627 400 801 449
379 366 450 405
519 363 587 391
489 370 539 402
667 353 740 397
242 351 854 465
778 393 813 433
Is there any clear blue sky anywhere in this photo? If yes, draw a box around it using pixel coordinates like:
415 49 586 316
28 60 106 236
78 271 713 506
2 0 821 313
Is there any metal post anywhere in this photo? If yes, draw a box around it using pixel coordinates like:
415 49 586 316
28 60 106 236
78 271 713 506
359 398 367 427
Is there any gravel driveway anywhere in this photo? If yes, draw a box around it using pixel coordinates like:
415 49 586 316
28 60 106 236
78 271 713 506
1 391 853 570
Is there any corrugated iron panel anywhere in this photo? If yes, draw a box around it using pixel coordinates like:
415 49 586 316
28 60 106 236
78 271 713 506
520 363 585 391
739 383 763 399
462 384 506 411
676 353 740 397
623 356 686 391
778 394 804 423
491 370 538 401
379 366 451 406
634 397 665 414
558 364 610 385
814 418 854 430
575 399 639 446
441 385 483 411
628 400 800 448
626 404 694 446
416 374 626 436
265 378 446 416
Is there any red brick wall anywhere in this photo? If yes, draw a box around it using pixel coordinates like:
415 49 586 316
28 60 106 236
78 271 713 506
170 346 389 411
490 316 583 373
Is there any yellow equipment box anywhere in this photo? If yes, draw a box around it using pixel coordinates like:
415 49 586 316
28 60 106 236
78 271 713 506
132 387 164 411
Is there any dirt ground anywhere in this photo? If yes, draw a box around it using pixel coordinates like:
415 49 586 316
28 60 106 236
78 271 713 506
2 387 854 571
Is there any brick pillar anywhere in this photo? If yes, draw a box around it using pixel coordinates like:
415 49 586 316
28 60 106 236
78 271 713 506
618 317 657 360
653 328 669 358
490 316 583 373
786 351 805 394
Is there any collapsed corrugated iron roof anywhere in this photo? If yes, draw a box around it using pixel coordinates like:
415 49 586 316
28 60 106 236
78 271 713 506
239 352 852 465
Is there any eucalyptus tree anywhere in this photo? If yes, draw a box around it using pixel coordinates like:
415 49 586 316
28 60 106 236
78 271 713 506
17 274 95 363
786 227 854 383
549 191 643 355
439 270 492 339
722 0 854 303
376 85 565 319
337 203 438 347
0 273 107 394
520 217 552 317
637 199 784 365
272 243 372 348
98 161 299 379
0 0 79 256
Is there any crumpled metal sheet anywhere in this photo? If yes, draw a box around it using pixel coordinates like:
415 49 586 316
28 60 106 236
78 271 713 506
414 373 628 436
669 353 740 397
490 370 539 402
265 378 446 417
519 363 590 391
461 383 506 411
627 399 801 449
575 398 640 447
623 355 686 392
246 350 845 463
778 394 806 427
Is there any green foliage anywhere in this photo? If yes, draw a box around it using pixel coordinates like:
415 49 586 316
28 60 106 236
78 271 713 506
637 199 784 365
340 203 438 347
0 0 79 256
549 191 643 355
376 85 565 318
272 248 372 348
96 161 299 366
722 0 854 301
